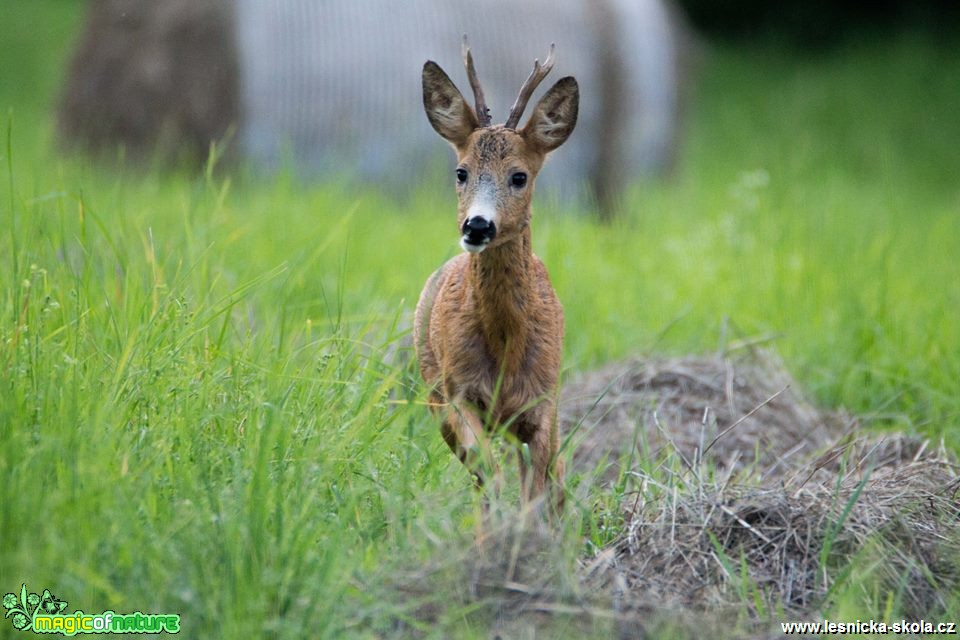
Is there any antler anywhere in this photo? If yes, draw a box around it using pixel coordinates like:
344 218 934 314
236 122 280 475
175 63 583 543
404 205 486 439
461 35 491 127
504 43 556 130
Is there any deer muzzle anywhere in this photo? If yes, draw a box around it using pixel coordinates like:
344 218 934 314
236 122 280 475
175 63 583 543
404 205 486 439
460 216 497 253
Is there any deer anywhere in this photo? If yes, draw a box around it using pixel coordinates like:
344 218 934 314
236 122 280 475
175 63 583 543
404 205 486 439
414 37 578 510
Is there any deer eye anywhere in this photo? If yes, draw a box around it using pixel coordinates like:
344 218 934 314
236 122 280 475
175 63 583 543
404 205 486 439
456 168 468 184
510 172 528 188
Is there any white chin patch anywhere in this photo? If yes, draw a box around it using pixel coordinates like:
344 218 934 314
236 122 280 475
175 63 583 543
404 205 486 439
460 237 489 253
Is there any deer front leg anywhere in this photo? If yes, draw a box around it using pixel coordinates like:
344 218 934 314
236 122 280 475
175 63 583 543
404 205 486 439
517 405 565 511
439 395 497 492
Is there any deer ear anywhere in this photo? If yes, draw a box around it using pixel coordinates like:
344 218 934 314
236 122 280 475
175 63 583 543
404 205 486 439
521 76 579 153
422 61 479 149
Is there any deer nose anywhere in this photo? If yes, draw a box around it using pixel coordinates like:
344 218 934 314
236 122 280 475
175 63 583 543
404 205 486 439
461 216 497 247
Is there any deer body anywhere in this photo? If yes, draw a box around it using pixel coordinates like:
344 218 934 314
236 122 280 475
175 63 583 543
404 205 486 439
415 41 578 505
415 233 563 484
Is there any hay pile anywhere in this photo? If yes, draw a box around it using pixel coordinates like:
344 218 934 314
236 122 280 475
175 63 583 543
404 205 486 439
584 444 958 637
389 350 959 638
561 349 850 481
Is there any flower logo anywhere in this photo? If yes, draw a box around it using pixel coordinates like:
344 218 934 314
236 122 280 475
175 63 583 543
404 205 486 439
3 584 68 632
11 613 28 630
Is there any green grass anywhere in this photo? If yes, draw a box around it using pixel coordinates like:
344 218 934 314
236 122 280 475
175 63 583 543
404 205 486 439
1 1 959 636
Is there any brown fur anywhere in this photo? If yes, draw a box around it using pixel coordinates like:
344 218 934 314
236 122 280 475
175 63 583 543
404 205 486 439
416 57 578 508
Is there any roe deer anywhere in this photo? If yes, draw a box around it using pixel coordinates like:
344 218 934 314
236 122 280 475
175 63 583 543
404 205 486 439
415 38 578 509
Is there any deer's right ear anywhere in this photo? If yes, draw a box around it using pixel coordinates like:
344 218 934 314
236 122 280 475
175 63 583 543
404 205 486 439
422 61 479 149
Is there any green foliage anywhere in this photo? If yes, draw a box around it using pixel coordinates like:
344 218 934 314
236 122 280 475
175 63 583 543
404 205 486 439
0 1 957 636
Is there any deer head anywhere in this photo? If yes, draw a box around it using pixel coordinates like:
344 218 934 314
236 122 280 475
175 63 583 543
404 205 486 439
422 37 579 254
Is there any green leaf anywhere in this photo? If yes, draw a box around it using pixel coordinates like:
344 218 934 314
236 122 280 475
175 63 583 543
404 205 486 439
19 585 26 611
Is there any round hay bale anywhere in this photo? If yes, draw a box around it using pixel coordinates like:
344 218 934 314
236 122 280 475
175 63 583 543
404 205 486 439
235 0 692 203
57 0 238 163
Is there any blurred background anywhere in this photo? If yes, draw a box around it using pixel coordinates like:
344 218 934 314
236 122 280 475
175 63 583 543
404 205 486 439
1 3 959 634
25 0 959 214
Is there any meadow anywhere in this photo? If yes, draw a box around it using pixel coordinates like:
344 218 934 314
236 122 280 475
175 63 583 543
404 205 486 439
1 1 959 637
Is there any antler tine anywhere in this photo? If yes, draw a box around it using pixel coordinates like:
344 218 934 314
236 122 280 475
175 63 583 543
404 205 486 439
504 43 556 130
461 35 491 127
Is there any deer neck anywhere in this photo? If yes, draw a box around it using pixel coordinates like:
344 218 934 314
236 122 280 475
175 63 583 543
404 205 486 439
468 224 535 371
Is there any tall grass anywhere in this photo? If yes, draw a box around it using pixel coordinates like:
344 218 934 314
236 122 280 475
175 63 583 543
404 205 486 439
1 1 958 636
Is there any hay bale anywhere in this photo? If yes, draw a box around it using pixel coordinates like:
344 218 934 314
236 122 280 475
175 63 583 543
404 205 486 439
57 0 237 162
235 0 692 206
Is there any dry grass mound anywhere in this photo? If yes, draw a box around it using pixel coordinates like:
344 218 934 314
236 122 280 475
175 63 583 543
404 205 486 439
587 443 959 637
384 350 959 638
562 348 852 480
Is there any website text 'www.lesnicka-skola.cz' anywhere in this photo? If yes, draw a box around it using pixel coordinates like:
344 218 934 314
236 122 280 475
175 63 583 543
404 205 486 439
781 619 957 635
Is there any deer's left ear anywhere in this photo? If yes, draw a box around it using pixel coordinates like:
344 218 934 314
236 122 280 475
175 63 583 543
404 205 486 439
521 76 579 153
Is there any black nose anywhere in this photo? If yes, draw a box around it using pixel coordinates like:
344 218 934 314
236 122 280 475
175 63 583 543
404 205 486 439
461 216 497 245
